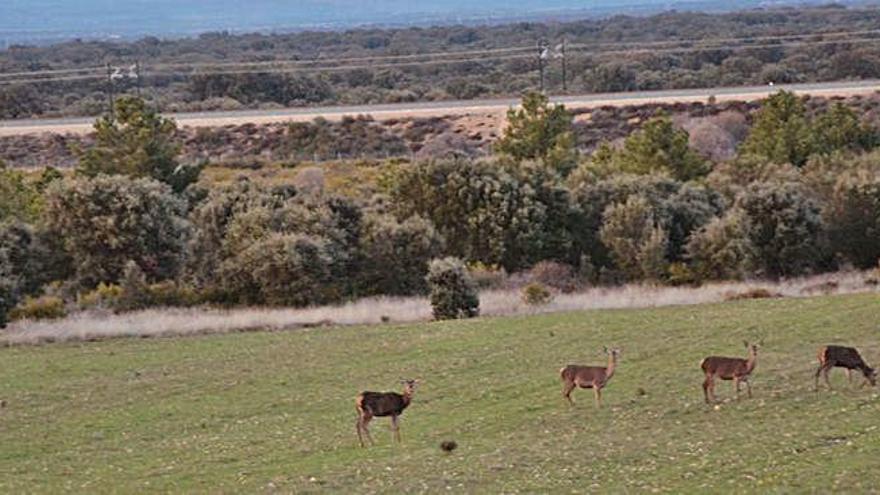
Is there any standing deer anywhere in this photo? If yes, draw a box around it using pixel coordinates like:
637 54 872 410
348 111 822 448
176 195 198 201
815 345 877 391
701 341 759 403
560 347 620 407
355 379 418 447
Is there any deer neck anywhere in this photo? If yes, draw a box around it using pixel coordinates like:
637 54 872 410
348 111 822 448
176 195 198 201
745 349 757 373
401 389 414 408
605 354 618 381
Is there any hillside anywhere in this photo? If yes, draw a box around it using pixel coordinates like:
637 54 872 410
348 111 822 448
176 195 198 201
1 293 878 492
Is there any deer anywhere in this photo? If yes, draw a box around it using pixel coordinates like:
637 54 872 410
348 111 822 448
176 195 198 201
560 347 621 408
701 341 759 404
355 379 418 447
815 345 877 391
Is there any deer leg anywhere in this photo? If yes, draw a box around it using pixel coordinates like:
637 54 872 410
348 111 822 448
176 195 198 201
745 378 752 398
814 365 823 391
734 377 741 399
823 367 833 390
593 386 602 408
702 375 712 404
846 368 853 386
562 381 576 406
361 415 374 446
391 415 401 443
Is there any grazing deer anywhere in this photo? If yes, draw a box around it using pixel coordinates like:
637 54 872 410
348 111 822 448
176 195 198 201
560 347 621 408
355 379 418 447
815 345 877 391
701 341 759 403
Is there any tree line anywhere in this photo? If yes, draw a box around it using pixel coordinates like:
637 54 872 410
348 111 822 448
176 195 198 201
4 5 880 118
2 90 880 326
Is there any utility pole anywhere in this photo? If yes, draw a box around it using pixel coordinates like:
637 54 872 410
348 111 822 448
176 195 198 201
538 39 549 93
134 61 142 98
561 39 568 92
106 63 116 119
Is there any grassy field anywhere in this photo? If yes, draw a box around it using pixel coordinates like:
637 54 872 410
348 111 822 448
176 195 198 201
1 293 879 493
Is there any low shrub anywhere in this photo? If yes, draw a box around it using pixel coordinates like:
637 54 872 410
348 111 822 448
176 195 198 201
528 261 578 293
724 288 783 301
78 283 123 310
426 257 480 320
521 282 554 306
9 295 66 321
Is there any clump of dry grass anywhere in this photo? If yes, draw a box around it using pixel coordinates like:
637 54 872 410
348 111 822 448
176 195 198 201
2 271 875 346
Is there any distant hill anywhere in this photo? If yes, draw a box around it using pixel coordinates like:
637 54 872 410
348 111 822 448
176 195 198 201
0 0 851 47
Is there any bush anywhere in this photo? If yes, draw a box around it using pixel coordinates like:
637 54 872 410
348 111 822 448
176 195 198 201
599 195 670 282
528 261 578 293
685 212 753 281
359 214 444 296
825 173 880 269
218 233 334 307
45 175 189 289
77 283 123 310
116 261 150 312
426 257 480 320
736 182 825 278
9 295 66 321
521 282 554 306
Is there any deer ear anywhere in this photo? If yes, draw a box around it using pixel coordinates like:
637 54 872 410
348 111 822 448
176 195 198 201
603 346 609 353
743 340 749 348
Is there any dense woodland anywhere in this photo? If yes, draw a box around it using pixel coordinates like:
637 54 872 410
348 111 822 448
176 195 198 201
4 5 880 118
3 88 880 326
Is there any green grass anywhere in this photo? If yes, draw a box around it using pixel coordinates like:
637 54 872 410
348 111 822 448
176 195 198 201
2 293 880 493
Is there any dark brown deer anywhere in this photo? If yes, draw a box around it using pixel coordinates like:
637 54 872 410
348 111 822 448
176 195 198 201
560 347 620 408
815 345 877 391
355 379 418 447
701 341 759 403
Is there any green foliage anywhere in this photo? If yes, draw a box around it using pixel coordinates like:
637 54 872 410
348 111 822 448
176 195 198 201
0 221 56 327
521 282 553 306
811 102 878 156
389 159 570 271
570 175 723 269
426 257 479 320
825 173 880 268
116 261 151 313
739 91 812 167
77 283 123 310
587 115 709 181
0 164 43 222
685 211 753 281
599 195 670 281
218 233 334 307
8 295 66 321
736 182 825 278
44 175 189 289
495 92 578 175
76 96 200 193
359 214 444 296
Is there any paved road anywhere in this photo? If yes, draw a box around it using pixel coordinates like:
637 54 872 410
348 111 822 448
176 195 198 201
1 79 878 136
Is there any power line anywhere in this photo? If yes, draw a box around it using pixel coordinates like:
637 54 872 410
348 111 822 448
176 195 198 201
4 33 880 86
5 27 880 81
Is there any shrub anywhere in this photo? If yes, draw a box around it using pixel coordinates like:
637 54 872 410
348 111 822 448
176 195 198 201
724 288 782 301
426 257 480 320
527 261 578 293
218 233 334 307
825 173 880 269
599 195 670 282
9 295 66 321
522 282 554 306
45 175 189 289
685 212 753 281
116 261 150 312
77 283 123 310
359 214 444 296
736 182 825 278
